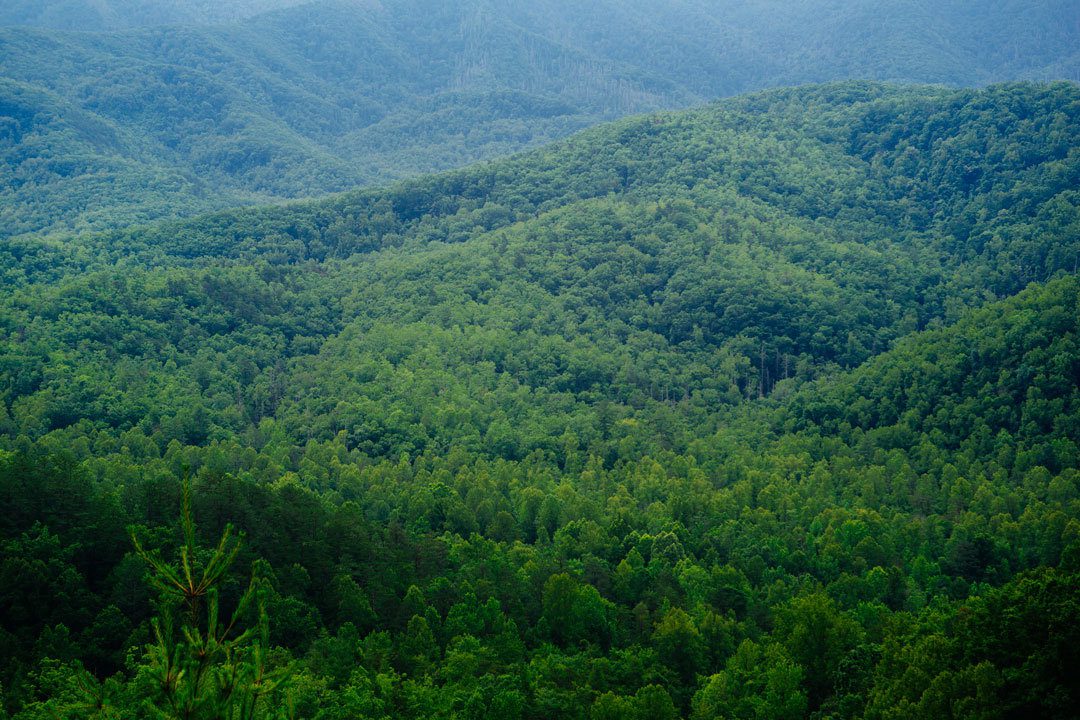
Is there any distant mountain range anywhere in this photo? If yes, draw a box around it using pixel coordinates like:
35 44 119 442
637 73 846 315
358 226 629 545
2 0 1079 238
0 0 313 29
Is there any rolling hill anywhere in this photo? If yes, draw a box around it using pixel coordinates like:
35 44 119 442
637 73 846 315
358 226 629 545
2 0 1080 238
1 81 1079 718
2 80 1080 717
5 81 1079 451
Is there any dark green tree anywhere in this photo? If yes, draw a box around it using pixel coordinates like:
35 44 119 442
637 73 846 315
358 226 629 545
129 481 291 719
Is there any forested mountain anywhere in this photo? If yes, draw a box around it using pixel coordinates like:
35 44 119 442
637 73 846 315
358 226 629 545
0 0 311 30
2 0 1080 238
1 82 1079 718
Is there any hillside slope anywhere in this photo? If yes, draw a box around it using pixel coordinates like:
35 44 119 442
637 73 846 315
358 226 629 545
1 82 1079 719
4 81 1079 456
2 0 1079 237
2 232 1079 716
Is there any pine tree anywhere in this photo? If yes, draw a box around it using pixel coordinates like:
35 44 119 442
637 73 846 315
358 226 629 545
129 479 292 720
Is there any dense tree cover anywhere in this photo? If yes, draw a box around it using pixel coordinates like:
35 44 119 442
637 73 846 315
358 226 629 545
3 0 1080 237
1 83 1079 717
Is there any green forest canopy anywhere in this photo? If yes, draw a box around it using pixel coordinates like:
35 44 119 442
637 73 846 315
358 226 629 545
1 82 1079 718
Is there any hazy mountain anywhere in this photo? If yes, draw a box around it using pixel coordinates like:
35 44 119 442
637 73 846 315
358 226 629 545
0 0 315 30
2 0 1079 238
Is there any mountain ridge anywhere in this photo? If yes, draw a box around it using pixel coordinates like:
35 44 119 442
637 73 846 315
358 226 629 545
3 0 1079 238
4 81 1078 451
1 79 1079 719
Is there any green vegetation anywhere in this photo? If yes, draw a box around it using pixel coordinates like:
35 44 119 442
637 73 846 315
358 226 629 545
1 82 1079 718
3 0 1080 237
